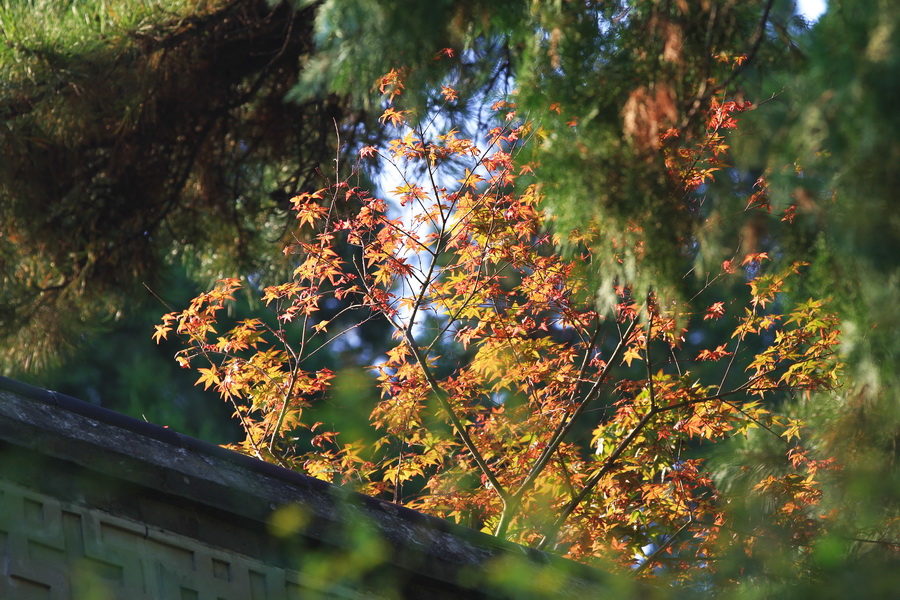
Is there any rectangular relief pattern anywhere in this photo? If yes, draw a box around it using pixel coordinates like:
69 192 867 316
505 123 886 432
0 480 366 599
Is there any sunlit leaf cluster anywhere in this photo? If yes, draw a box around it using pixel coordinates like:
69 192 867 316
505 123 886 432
156 72 842 577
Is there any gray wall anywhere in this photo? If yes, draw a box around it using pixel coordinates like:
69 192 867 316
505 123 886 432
0 376 609 599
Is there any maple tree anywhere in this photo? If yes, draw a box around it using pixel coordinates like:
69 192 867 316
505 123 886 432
155 69 842 580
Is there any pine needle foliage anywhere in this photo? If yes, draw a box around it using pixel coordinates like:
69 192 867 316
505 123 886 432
0 0 348 371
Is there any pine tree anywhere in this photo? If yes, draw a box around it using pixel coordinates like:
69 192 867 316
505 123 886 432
0 0 346 370
722 0 900 591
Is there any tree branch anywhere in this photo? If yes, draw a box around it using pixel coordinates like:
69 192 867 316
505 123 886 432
402 327 510 504
537 407 657 551
494 317 639 538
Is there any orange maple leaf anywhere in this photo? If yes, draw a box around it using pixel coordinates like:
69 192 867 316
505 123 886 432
379 107 407 126
196 367 219 390
704 302 725 320
152 324 170 344
441 85 458 102
378 68 405 102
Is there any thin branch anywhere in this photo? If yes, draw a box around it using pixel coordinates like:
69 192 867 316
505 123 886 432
497 320 639 537
537 407 657 551
680 0 777 130
645 308 656 412
633 519 692 576
518 318 639 495
403 327 510 503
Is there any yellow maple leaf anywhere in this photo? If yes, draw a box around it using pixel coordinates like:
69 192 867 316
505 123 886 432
622 346 642 367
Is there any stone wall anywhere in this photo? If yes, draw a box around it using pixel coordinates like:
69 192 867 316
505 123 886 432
0 376 610 599
0 479 319 599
